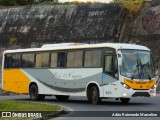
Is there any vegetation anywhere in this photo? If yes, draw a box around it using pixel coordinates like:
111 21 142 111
0 0 34 6
0 100 60 111
0 0 106 6
0 0 150 6
114 0 146 19
0 100 61 119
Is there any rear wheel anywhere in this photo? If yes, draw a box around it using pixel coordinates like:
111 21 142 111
55 95 69 101
89 86 100 105
29 84 45 101
120 98 130 104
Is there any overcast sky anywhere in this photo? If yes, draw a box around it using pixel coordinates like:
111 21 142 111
59 0 113 3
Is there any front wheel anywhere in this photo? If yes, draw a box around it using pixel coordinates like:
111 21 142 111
120 98 130 104
90 86 100 105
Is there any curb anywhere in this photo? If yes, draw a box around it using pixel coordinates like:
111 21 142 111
34 106 65 120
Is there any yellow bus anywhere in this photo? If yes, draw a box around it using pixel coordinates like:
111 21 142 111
2 43 156 104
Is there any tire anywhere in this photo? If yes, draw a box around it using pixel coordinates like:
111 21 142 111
29 85 38 101
55 95 69 101
87 87 91 102
29 84 45 101
90 86 100 105
120 98 130 104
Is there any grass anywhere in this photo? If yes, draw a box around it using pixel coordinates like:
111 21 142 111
0 100 60 111
0 100 61 120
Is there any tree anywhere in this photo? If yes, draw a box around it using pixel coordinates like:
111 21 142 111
16 0 34 5
0 0 17 6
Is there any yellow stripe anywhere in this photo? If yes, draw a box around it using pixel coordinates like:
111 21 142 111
3 69 30 93
124 78 155 90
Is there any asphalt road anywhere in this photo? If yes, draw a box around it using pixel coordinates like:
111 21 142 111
0 94 160 120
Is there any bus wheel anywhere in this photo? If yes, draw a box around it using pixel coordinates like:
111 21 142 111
29 85 39 101
55 95 69 101
120 98 130 104
90 86 100 105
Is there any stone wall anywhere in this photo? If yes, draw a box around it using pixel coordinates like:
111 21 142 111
0 2 160 93
0 4 124 48
124 1 160 71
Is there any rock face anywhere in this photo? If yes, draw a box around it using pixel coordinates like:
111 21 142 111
0 2 160 93
0 4 124 48
125 1 160 70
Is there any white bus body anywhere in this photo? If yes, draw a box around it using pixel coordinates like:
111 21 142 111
2 43 156 104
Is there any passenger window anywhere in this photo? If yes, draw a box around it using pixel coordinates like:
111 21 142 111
84 51 92 67
67 52 74 67
36 53 49 68
22 54 34 68
93 50 102 67
4 55 11 68
57 52 65 67
67 51 83 67
74 51 83 67
50 53 57 67
84 50 102 67
11 54 21 68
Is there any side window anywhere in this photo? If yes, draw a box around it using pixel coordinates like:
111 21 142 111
84 51 92 67
84 50 102 67
67 51 83 67
57 52 65 67
22 54 34 68
36 53 49 68
74 51 83 67
4 55 11 68
11 54 21 68
93 50 102 67
50 53 57 67
67 52 74 67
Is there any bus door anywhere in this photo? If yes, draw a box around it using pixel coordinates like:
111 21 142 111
102 53 118 85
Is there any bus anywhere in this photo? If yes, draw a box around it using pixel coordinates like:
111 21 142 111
2 43 156 104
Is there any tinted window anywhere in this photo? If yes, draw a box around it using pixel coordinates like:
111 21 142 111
36 53 49 68
84 50 102 67
67 51 83 67
22 54 34 68
57 52 65 67
50 53 57 67
11 54 21 68
4 55 11 68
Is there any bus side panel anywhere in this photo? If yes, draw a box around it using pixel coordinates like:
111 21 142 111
3 69 30 93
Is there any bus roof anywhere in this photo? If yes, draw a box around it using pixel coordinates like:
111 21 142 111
3 43 150 54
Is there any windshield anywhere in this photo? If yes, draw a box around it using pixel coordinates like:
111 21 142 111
120 50 155 79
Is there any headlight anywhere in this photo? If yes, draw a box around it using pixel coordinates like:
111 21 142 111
121 82 131 89
151 84 156 89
